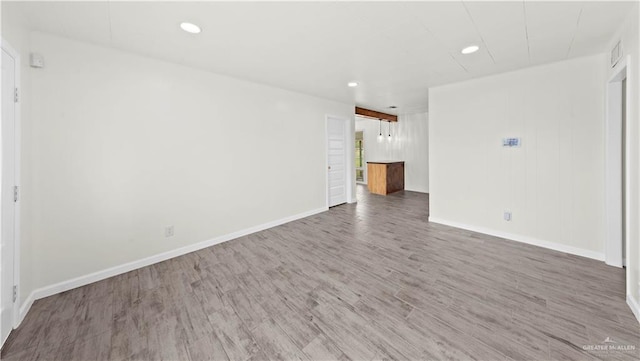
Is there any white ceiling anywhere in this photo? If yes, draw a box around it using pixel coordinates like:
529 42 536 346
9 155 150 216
3 1 634 114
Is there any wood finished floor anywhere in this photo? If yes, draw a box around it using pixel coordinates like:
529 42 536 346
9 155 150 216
2 185 639 361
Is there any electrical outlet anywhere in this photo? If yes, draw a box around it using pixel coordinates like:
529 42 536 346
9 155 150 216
504 211 512 221
165 225 174 238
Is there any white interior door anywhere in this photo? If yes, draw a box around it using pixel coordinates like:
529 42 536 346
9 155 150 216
327 117 347 207
1 47 17 345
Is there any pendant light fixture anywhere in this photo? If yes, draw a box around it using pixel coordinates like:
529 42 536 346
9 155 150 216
378 119 383 141
387 121 392 140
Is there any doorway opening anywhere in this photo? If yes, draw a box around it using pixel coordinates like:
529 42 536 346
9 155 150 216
355 131 365 184
605 56 629 272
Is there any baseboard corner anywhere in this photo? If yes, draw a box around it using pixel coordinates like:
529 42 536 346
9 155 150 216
16 291 35 327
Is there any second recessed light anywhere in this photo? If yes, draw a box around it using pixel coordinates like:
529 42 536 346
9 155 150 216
347 82 359 87
180 22 202 34
461 45 479 54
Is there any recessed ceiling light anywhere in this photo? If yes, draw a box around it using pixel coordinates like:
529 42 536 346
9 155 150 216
180 22 201 34
388 105 397 109
461 45 479 55
347 82 359 87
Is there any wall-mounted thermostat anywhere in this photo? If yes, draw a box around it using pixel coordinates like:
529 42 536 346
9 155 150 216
502 138 521 147
30 53 44 68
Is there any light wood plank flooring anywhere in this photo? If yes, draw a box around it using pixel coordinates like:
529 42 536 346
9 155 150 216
2 185 639 360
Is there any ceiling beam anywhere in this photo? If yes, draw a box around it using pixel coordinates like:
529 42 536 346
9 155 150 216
355 107 398 122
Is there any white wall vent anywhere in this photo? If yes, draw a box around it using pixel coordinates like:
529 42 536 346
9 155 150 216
611 40 623 68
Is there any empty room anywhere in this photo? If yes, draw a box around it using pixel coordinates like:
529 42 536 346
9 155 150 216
1 1 639 360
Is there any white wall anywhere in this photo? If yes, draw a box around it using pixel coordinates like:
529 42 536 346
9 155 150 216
429 54 606 259
607 4 640 318
20 32 353 299
356 112 429 193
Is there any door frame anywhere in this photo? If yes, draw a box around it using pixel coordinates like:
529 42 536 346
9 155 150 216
1 37 21 335
605 55 630 271
325 114 354 208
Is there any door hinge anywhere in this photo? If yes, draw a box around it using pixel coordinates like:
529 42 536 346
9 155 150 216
14 186 18 202
13 286 17 303
14 87 18 103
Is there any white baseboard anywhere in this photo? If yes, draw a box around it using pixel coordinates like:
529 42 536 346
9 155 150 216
17 292 34 326
428 217 605 261
16 206 327 327
404 188 429 194
627 294 640 323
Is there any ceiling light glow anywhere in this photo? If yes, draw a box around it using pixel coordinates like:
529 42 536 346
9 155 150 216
461 45 479 54
180 22 202 34
347 82 359 87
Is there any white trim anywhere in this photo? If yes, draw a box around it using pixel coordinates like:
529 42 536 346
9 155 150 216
404 189 429 194
16 206 327 326
325 117 330 208
627 295 640 324
16 292 33 326
605 55 630 268
1 38 21 335
347 115 356 204
428 217 605 261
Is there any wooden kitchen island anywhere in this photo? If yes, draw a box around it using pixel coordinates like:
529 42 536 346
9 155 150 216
367 161 405 195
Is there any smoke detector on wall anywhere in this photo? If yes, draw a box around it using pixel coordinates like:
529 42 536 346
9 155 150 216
30 53 44 68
